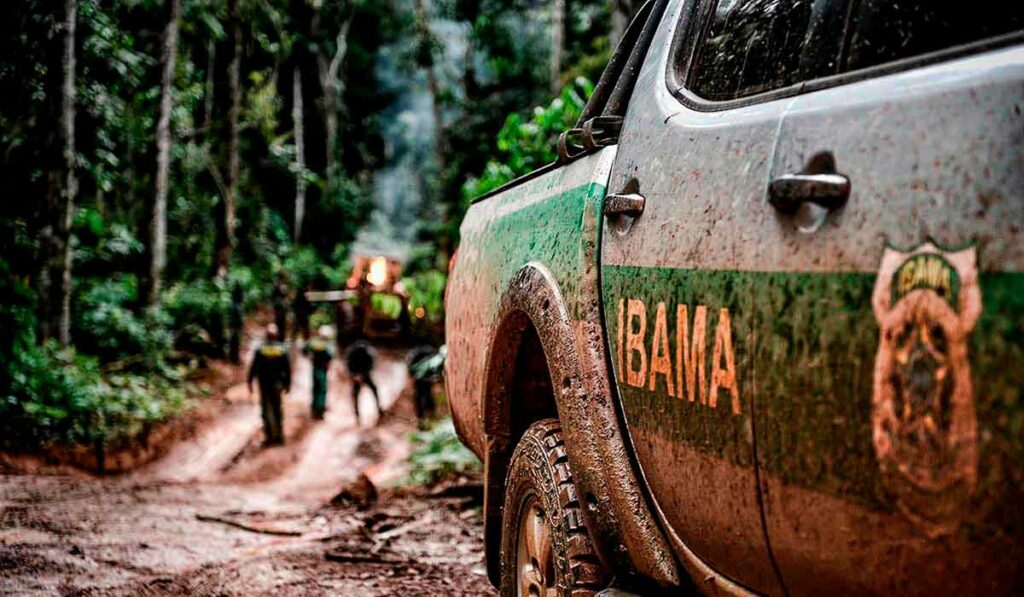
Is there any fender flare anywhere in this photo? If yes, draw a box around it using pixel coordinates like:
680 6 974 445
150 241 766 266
480 261 680 587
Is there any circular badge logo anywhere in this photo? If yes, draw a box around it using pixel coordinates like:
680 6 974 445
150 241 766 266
871 242 981 532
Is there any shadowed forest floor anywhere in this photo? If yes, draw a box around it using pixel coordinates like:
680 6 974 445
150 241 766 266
0 342 493 596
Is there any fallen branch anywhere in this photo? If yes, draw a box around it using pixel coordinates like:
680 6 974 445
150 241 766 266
375 512 434 541
195 513 303 536
324 550 409 566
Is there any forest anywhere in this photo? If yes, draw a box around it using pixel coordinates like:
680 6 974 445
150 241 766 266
0 0 640 453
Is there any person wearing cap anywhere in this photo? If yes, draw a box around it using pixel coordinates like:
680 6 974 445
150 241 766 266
248 323 291 445
303 325 335 420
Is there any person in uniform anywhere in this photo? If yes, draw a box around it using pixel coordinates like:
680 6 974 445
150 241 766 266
408 344 444 426
345 339 381 426
271 271 289 338
248 323 291 445
303 325 335 420
293 284 312 341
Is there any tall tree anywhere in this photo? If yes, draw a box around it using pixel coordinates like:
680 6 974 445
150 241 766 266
217 0 242 273
292 68 306 243
459 0 479 99
318 10 352 199
57 0 78 346
202 40 215 135
150 0 181 304
414 0 447 172
550 0 565 93
610 0 639 47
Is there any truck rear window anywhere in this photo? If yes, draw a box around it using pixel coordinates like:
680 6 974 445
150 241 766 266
689 0 844 101
844 0 1024 73
687 0 1024 102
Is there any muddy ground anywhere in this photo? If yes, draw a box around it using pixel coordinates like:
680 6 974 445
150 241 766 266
0 343 494 596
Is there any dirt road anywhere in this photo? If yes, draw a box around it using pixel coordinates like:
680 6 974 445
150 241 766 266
0 347 493 596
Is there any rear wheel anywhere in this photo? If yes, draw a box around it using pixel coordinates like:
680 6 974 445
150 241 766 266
500 419 606 597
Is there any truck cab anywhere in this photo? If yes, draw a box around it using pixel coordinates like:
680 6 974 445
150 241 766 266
446 1 1024 594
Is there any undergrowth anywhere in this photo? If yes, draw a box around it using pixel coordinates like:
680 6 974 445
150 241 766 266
405 417 481 486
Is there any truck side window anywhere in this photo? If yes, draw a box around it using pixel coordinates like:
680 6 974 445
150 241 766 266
844 0 1024 73
688 0 847 101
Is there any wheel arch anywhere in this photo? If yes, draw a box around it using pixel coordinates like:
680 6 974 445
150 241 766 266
480 262 681 588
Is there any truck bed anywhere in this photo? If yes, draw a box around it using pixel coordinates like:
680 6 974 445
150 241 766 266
445 147 617 457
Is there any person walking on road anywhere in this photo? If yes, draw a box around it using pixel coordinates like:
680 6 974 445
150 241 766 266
248 323 291 445
345 339 381 426
293 284 313 341
271 271 290 338
408 344 445 427
304 325 335 420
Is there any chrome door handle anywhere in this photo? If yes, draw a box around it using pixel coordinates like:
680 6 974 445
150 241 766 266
604 193 646 218
768 173 850 214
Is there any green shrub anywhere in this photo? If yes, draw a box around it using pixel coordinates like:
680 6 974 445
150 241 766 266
1 261 190 451
403 270 447 324
370 292 403 319
162 279 230 357
2 340 189 449
281 245 351 290
73 275 173 367
461 77 594 202
404 418 481 486
226 265 266 311
72 208 146 271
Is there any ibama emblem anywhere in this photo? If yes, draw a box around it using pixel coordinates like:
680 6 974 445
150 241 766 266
871 242 981 531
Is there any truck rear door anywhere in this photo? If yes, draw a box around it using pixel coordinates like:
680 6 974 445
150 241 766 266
747 3 1024 594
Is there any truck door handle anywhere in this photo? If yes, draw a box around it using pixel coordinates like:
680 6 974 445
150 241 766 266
604 193 646 218
768 173 850 214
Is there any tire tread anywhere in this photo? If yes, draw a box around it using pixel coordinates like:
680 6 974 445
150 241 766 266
499 419 608 596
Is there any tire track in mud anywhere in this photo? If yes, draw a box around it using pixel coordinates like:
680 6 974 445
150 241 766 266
1 348 492 596
139 346 407 489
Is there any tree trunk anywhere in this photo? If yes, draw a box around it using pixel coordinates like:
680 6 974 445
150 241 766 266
217 0 241 273
202 39 215 136
610 0 628 48
150 0 180 305
415 0 446 172
550 0 565 94
610 0 638 48
318 15 351 199
57 0 78 346
292 68 306 244
425 67 446 173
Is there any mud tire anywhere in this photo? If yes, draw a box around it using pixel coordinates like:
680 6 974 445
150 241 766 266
500 419 607 596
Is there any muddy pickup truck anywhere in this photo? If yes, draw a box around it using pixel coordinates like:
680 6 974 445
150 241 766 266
445 1 1024 595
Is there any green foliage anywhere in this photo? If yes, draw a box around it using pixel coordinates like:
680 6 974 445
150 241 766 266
161 278 230 357
460 77 594 202
371 292 403 319
1 267 188 449
281 246 351 291
74 276 174 367
225 265 266 311
404 418 481 486
3 341 189 448
0 0 620 454
403 270 447 324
